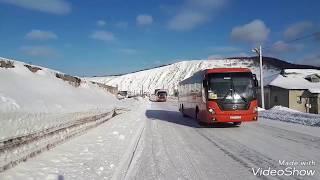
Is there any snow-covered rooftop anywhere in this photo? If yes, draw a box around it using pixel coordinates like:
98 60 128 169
265 69 320 93
308 88 320 94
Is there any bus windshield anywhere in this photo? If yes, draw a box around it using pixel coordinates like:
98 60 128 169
158 92 167 97
207 72 256 103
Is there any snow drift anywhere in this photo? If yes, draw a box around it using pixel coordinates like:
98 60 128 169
0 57 119 140
259 106 320 127
0 57 118 113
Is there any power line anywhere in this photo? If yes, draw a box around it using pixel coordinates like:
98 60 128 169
263 31 320 52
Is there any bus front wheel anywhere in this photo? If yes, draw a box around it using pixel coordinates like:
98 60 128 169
233 122 242 126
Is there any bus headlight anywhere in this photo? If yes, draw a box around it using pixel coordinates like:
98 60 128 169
208 108 215 114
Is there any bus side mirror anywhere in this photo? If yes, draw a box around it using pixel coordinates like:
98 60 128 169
202 80 208 88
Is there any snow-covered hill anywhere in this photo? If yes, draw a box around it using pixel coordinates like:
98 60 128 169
0 57 118 113
87 58 281 95
88 57 319 95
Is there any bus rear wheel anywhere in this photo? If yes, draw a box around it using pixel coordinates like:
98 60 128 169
195 109 199 121
195 106 200 121
181 105 187 117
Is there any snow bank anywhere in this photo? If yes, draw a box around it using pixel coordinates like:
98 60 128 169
0 111 106 140
270 106 300 113
0 58 118 113
0 57 119 140
259 106 320 127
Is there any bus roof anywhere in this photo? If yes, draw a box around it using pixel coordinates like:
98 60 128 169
205 68 252 74
179 68 253 85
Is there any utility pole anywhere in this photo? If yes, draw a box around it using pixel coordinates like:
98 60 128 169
252 46 265 109
141 85 144 96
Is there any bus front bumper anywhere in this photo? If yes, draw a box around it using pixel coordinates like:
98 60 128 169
208 113 258 123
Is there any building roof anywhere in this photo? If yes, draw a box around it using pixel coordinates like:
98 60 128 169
265 69 320 93
308 88 320 94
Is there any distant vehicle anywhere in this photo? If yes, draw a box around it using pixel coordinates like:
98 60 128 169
178 68 258 126
156 90 167 102
149 89 168 102
117 91 128 99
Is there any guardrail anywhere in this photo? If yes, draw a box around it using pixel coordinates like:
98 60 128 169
0 108 129 172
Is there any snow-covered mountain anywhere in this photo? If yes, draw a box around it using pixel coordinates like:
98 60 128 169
88 57 318 95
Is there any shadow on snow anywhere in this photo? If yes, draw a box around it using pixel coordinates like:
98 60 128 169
145 110 238 129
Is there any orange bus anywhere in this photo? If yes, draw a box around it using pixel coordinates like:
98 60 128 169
178 68 258 126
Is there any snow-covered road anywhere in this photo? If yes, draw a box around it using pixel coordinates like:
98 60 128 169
1 99 320 180
126 101 320 180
